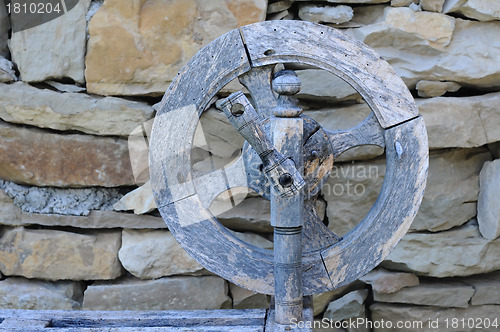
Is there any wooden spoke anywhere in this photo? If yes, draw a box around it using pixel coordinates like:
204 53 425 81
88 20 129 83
325 112 386 159
238 65 277 119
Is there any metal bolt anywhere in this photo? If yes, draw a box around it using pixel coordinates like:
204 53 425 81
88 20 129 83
311 150 318 158
230 103 245 117
279 173 293 188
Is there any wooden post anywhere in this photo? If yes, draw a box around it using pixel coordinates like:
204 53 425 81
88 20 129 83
271 70 304 325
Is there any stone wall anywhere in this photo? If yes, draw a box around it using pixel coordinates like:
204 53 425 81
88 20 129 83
0 0 499 329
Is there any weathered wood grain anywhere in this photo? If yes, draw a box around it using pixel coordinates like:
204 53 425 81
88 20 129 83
238 65 277 119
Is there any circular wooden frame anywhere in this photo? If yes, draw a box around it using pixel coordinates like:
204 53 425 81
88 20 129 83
149 21 428 295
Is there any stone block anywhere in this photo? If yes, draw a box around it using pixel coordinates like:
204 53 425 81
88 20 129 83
0 121 135 187
85 0 266 96
229 283 269 309
0 277 83 310
323 289 368 322
374 280 474 308
0 227 122 280
298 4 354 24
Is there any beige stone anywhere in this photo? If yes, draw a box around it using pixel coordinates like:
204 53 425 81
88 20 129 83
114 181 157 215
420 0 445 12
83 276 231 310
478 159 500 240
411 148 490 232
0 277 83 310
10 0 90 83
298 4 354 24
323 289 368 321
0 58 16 83
85 0 266 96
445 0 500 21
313 282 363 316
0 227 122 280
0 121 135 187
374 281 474 308
297 69 361 102
416 80 460 97
371 303 500 332
383 221 500 277
118 229 204 279
267 0 293 13
0 82 154 136
360 268 419 293
350 9 500 89
461 271 500 306
305 105 385 162
229 283 269 309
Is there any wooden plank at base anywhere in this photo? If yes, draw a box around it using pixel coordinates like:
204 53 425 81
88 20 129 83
0 309 266 331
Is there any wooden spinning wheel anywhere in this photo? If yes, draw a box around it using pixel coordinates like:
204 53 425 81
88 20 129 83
149 20 428 306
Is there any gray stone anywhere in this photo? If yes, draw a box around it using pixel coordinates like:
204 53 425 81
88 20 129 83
418 93 500 149
360 268 419 294
374 281 474 308
420 0 445 12
0 82 154 136
350 8 500 89
0 227 123 280
371 303 500 332
461 271 500 305
444 0 500 21
416 80 460 97
0 277 83 310
0 180 121 216
299 4 354 24
83 276 231 310
118 229 205 279
477 159 500 240
267 0 293 14
229 230 273 249
229 283 269 309
0 58 16 83
218 196 273 233
313 281 363 316
323 289 368 321
10 0 91 83
391 0 418 6
383 221 500 277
